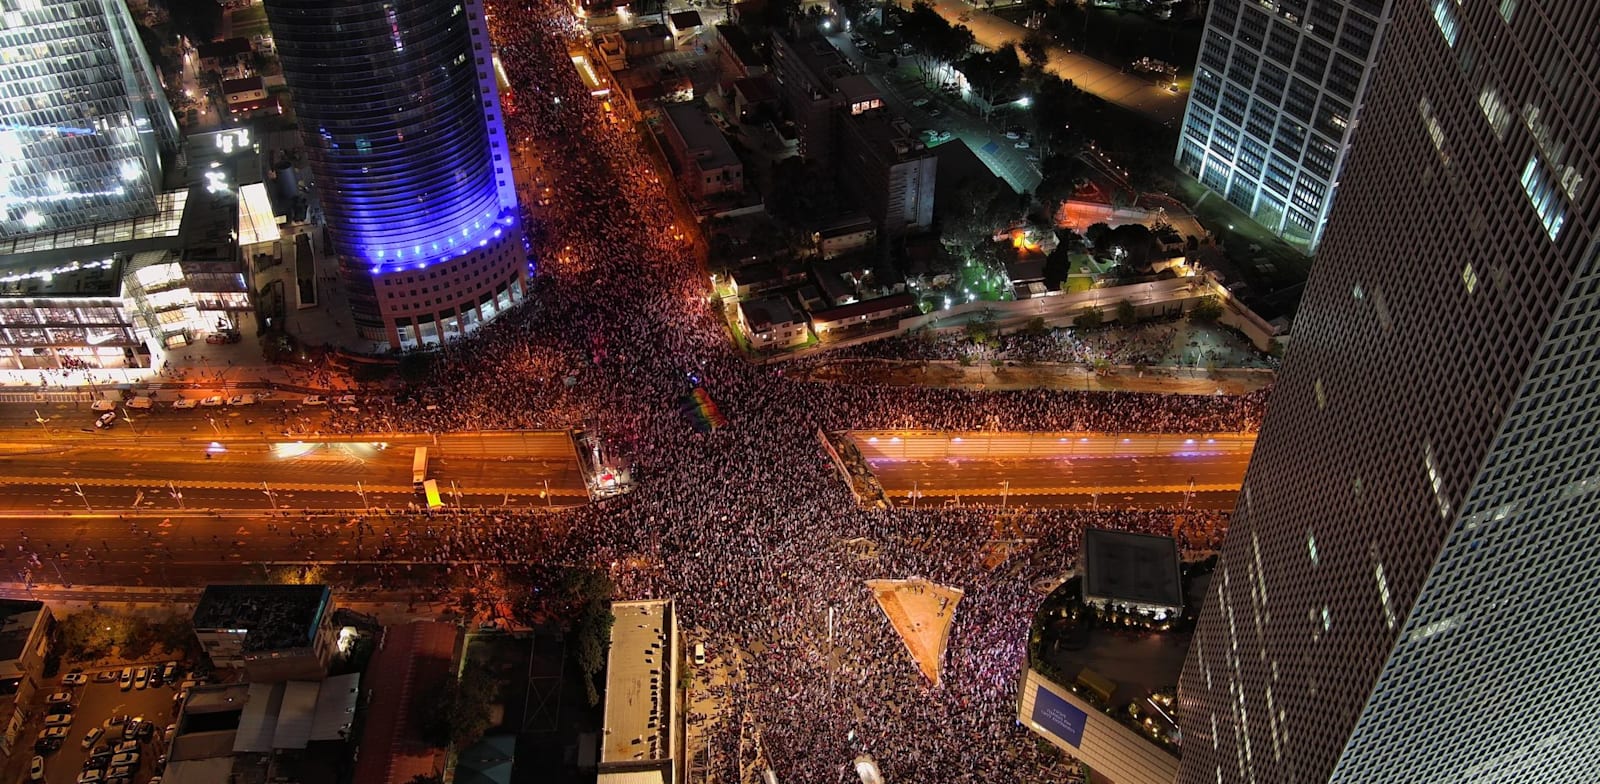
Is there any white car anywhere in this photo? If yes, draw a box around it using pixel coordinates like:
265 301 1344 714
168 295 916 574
45 691 73 704
77 771 103 784
301 395 327 406
199 395 224 407
171 398 198 409
227 394 256 406
61 672 88 686
28 755 42 781
134 667 149 690
81 726 104 750
911 97 930 108
110 752 139 766
126 396 154 409
90 400 117 412
43 712 72 727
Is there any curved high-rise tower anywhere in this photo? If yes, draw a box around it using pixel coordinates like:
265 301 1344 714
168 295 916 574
264 0 524 349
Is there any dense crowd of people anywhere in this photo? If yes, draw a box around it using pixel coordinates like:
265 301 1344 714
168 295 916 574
306 2 1267 781
832 321 1280 370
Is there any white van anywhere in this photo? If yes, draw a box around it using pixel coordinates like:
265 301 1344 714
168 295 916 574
90 400 116 412
693 643 706 666
126 397 153 409
227 394 256 406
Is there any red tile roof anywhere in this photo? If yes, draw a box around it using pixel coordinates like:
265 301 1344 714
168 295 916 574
352 622 459 784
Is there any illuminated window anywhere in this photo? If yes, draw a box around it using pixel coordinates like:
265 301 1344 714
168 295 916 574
1520 155 1569 241
1477 86 1510 139
1498 0 1517 23
1462 263 1478 294
1431 0 1460 47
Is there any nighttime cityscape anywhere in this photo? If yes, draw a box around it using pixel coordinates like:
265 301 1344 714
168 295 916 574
0 0 1594 783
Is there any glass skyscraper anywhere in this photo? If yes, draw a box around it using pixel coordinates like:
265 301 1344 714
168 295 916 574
264 0 525 349
1178 2 1600 782
0 0 179 238
1175 0 1389 251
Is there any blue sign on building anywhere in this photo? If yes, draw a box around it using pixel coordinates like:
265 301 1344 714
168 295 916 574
1032 686 1088 748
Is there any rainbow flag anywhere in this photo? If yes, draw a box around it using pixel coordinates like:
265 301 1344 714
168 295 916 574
679 387 727 432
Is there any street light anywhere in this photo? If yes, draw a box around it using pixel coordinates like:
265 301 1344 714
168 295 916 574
261 481 279 512
32 409 50 439
168 481 185 510
72 481 92 513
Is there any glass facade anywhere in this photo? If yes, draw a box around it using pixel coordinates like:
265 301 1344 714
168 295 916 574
0 0 179 238
1175 0 1389 251
1178 2 1600 782
263 0 514 270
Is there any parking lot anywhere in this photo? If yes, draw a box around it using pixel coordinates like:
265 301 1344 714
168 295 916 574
30 665 186 784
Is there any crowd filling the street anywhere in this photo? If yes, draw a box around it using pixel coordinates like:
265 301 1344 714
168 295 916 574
1 3 1265 784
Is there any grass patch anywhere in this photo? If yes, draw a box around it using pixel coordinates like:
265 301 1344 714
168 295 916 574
230 4 271 39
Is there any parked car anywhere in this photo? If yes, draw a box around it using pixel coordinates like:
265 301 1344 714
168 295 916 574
171 399 198 409
334 395 357 406
199 395 224 407
108 765 133 778
95 411 117 429
40 728 69 742
90 400 116 412
44 712 73 728
29 755 43 780
1014 140 1031 149
161 661 178 685
109 752 139 766
77 771 104 784
137 722 155 741
118 668 132 691
134 667 149 690
81 727 104 750
124 716 144 741
113 740 138 754
46 691 74 705
62 672 88 686
126 396 154 409
227 394 256 406
911 97 930 108
163 723 177 744
93 671 118 683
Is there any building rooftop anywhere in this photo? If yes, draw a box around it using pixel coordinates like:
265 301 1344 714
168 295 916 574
808 292 917 323
197 37 253 60
716 24 762 69
844 111 930 163
668 10 702 29
620 23 671 44
192 584 332 653
601 600 675 766
662 104 741 172
223 76 264 94
0 601 43 665
1081 529 1184 611
739 295 801 331
732 75 777 103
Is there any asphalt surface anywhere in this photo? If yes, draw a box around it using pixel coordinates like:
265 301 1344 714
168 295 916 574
33 672 177 784
852 432 1252 509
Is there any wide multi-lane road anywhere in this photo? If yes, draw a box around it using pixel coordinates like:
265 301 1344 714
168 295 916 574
850 432 1254 510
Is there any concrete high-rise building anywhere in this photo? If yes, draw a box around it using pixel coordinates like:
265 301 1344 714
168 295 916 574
1175 0 1390 251
1178 3 1600 783
0 0 179 238
263 0 525 349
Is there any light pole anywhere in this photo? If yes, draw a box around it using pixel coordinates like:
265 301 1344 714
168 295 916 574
168 481 185 510
120 407 141 437
207 415 221 436
32 409 50 439
543 479 552 508
72 481 92 513
261 481 278 512
1000 479 1010 509
356 481 369 509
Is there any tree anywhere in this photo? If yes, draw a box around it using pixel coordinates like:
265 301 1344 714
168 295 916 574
1033 154 1088 212
421 664 499 749
1042 243 1073 291
408 775 446 784
959 45 1023 120
902 2 974 88
1115 298 1137 324
1190 296 1225 322
943 176 1023 246
1074 307 1103 329
1019 32 1050 70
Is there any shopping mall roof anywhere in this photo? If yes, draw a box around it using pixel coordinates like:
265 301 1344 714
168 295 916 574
1081 528 1184 611
601 600 676 767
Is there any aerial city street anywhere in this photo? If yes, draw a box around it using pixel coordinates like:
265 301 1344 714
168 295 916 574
2 0 1595 783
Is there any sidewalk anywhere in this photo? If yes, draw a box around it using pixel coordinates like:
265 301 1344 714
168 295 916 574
804 358 1275 395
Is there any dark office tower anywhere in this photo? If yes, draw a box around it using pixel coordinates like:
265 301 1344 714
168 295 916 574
264 0 525 349
1178 3 1600 783
0 0 179 237
1175 0 1390 252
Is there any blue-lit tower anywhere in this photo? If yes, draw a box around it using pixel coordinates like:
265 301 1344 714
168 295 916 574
0 0 180 237
264 0 524 349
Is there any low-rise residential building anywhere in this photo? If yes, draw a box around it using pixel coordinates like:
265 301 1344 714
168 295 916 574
813 217 876 259
667 10 703 44
808 292 917 336
730 76 779 123
196 37 254 77
813 257 906 306
222 76 274 118
729 262 804 298
192 584 336 681
0 601 51 762
621 23 674 59
661 104 744 200
737 295 809 349
715 24 766 79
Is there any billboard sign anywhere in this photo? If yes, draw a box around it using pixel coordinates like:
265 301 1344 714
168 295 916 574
1031 686 1088 748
